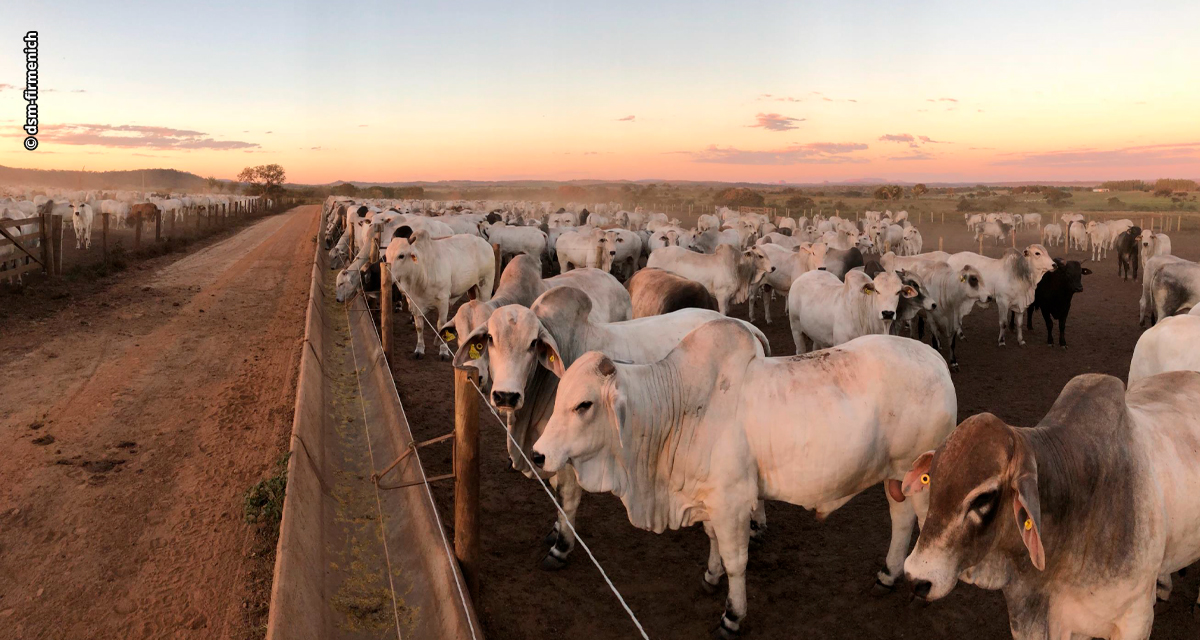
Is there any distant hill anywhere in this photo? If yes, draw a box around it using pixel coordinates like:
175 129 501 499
0 165 210 191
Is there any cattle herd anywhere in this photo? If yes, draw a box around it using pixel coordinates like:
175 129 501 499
324 196 1200 639
0 187 262 278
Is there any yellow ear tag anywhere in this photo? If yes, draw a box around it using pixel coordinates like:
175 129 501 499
548 354 555 363
959 275 967 282
1024 518 1033 531
411 255 418 263
443 330 456 342
920 474 930 485
468 343 481 360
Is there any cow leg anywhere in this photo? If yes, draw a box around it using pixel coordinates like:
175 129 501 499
541 466 582 570
436 298 452 360
762 288 771 324
876 489 917 591
718 296 729 317
1014 308 1026 346
701 521 725 594
1041 308 1053 346
746 290 756 323
711 511 751 639
749 499 767 543
996 306 1007 346
411 303 426 359
1025 305 1035 331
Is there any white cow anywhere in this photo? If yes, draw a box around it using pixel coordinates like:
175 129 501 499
647 245 773 316
787 269 916 353
751 242 827 324
70 202 95 249
532 320 957 636
1086 221 1111 260
1138 229 1173 275
1041 223 1064 247
480 222 547 265
1129 315 1200 385
555 227 603 271
1068 221 1089 252
452 290 770 570
947 245 1056 346
386 229 496 360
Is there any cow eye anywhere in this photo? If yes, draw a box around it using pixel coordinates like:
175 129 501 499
574 401 593 413
968 490 999 517
529 339 538 350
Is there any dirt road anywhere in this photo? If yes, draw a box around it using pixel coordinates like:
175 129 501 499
0 205 318 639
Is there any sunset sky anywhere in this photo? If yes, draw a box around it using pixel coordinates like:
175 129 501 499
2 0 1199 184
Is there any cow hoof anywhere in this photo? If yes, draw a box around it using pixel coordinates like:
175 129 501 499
997 339 1006 347
870 577 896 597
439 352 451 362
543 528 560 547
712 621 740 640
948 362 960 373
412 351 424 360
1017 339 1026 346
539 552 569 571
701 577 720 595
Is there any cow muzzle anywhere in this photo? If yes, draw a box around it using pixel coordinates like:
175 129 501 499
530 450 546 467
881 310 896 320
492 390 522 410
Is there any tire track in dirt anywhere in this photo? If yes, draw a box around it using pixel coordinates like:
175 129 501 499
0 206 318 639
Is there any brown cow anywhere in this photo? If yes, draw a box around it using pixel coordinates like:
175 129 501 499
902 372 1200 639
626 267 718 318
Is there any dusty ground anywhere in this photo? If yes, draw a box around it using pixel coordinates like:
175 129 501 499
0 205 317 639
388 219 1200 639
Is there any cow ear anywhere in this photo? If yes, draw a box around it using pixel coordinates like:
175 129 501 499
452 325 490 368
393 225 413 240
536 326 566 377
604 375 630 450
901 285 918 298
1012 472 1045 571
900 451 935 497
1081 267 1092 275
1023 248 1030 257
861 282 877 295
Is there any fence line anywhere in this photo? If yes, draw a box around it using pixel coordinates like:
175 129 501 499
362 274 652 640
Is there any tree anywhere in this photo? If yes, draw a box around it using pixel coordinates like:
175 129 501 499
206 176 220 192
712 187 765 209
873 186 891 200
956 197 975 212
911 183 928 199
237 164 287 197
227 182 240 194
331 182 358 197
1044 188 1072 207
1108 196 1125 208
1153 187 1174 198
785 195 816 211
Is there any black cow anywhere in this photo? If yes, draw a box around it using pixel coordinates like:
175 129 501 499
1116 225 1141 281
1023 258 1091 347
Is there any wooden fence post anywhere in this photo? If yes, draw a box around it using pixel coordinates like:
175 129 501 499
454 365 481 600
380 261 393 364
938 236 944 252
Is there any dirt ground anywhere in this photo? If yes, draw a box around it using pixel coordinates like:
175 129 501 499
388 219 1200 639
0 205 317 639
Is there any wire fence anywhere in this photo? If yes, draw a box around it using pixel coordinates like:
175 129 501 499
357 271 651 640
